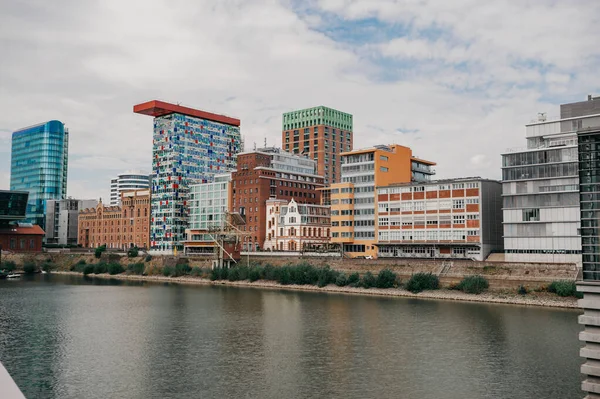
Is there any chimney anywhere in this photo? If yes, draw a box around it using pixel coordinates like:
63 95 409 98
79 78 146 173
588 94 593 101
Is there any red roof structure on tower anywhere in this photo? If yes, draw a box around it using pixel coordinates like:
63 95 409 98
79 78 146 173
133 100 240 127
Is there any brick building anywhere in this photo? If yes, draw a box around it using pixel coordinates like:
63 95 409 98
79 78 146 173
78 189 150 249
231 147 324 251
376 178 503 261
0 225 45 253
282 106 353 185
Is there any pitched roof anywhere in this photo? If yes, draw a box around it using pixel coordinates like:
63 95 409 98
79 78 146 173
0 225 45 235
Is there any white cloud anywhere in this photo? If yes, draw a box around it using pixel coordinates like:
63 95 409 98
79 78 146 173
0 0 599 202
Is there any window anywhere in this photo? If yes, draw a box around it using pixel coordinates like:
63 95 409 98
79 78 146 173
453 215 465 224
466 182 478 189
452 183 465 189
380 167 388 172
466 198 479 204
380 155 388 161
522 208 540 221
452 199 464 209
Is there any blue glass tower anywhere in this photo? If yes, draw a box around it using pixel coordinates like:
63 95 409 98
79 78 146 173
10 120 69 230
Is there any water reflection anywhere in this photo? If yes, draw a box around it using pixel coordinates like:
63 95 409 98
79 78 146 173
0 275 583 399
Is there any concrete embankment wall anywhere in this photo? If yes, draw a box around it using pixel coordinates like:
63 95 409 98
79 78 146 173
1 252 579 291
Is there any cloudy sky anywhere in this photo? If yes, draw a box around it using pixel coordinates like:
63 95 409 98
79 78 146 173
1 0 599 200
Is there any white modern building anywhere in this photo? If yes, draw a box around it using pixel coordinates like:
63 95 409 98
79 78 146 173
501 97 600 265
46 198 98 245
264 198 330 251
110 171 150 206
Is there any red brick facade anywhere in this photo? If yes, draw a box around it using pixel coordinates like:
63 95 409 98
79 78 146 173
231 151 324 251
78 189 150 249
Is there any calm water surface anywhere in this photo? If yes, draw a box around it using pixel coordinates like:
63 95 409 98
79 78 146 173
0 274 583 398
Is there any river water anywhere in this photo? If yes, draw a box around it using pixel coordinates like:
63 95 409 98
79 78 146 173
0 274 583 398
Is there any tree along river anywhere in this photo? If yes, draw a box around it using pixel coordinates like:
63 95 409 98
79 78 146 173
0 274 583 398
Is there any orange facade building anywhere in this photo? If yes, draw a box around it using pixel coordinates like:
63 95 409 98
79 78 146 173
78 189 150 249
330 144 436 258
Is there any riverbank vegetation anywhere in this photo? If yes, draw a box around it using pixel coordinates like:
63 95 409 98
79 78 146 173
454 275 489 295
406 273 439 293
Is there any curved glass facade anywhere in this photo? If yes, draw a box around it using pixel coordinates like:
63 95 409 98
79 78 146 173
10 120 69 229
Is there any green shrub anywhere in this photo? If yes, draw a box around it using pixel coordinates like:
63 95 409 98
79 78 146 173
127 263 145 275
376 269 397 289
94 245 106 259
41 262 54 273
127 246 139 258
360 272 376 289
335 273 348 287
190 266 203 277
279 267 292 285
94 262 108 274
228 267 240 281
518 285 528 295
210 267 229 280
107 263 124 275
145 254 153 262
406 273 439 293
83 264 95 275
548 280 578 297
248 268 261 282
317 266 336 287
71 260 87 273
237 265 249 281
2 261 17 272
347 272 360 287
173 263 192 277
457 275 489 295
23 262 37 274
163 266 174 277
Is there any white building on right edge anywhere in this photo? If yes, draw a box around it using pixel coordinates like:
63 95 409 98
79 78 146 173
501 95 600 265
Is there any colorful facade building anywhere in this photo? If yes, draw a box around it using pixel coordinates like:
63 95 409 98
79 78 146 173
282 106 353 185
77 189 150 249
376 178 503 261
10 120 69 229
184 173 233 255
231 147 324 251
264 198 331 251
330 144 436 258
134 100 242 254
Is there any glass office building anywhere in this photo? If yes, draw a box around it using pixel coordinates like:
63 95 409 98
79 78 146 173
10 120 69 229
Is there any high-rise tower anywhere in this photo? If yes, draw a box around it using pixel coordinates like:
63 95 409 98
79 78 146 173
10 120 69 229
282 106 353 185
134 100 242 253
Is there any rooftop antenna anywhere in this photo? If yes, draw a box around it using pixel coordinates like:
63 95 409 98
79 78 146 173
537 112 547 122
264 137 267 148
253 142 256 150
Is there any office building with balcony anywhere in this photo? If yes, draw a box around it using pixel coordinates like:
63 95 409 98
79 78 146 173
330 144 436 258
231 147 324 251
501 96 600 265
376 178 503 261
110 171 150 205
264 198 331 251
46 198 98 246
282 106 353 185
134 100 242 254
10 120 69 229
184 173 232 255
